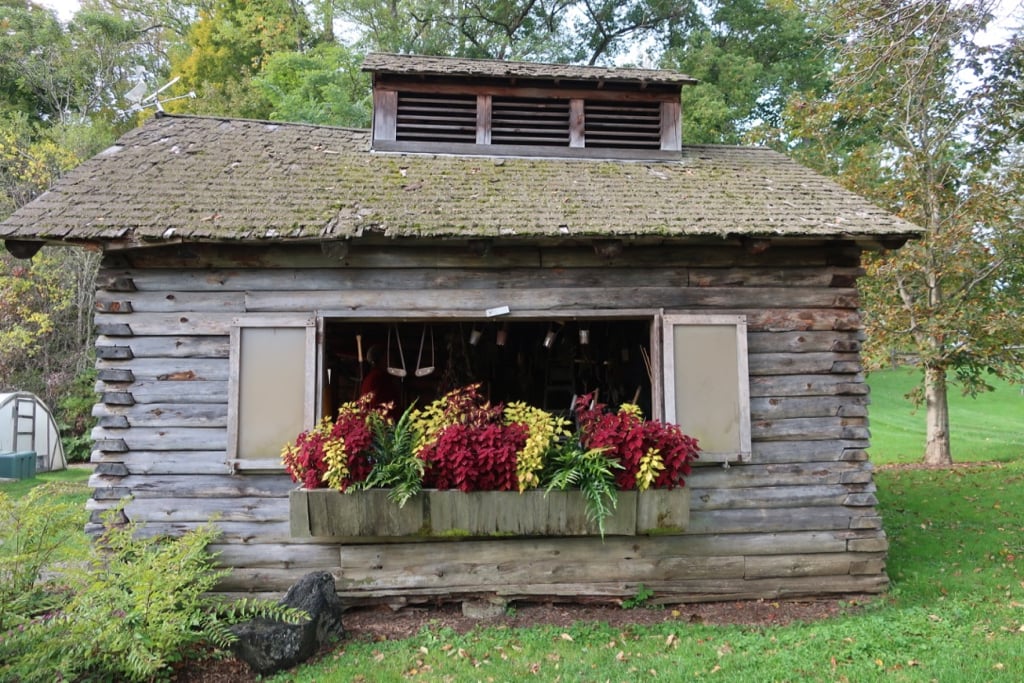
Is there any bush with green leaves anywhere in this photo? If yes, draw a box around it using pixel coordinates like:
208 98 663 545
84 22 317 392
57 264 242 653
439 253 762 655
540 440 623 537
0 504 306 682
0 482 87 632
55 365 98 463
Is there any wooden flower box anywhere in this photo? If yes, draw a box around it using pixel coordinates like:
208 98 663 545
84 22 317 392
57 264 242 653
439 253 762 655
289 487 690 539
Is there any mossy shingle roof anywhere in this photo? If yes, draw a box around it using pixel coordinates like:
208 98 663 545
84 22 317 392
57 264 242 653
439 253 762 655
0 115 921 246
362 52 699 86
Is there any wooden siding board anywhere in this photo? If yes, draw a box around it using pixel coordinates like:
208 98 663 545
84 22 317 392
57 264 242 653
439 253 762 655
95 290 246 313
86 250 888 603
91 426 228 451
751 440 871 464
686 507 859 534
126 496 287 523
108 267 695 292
104 266 863 293
750 396 869 420
244 287 858 313
90 450 233 475
97 335 229 358
92 404 228 428
94 380 228 404
104 474 294 498
96 358 229 381
111 245 855 271
214 570 889 601
688 484 870 511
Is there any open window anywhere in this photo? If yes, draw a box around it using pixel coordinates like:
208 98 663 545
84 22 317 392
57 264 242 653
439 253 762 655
662 314 751 463
227 311 751 473
320 317 656 421
228 317 316 471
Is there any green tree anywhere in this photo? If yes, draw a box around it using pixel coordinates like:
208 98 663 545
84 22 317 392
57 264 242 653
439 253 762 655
0 1 66 119
337 0 699 63
660 0 830 146
2 4 154 125
790 0 1024 466
253 42 371 127
170 0 312 117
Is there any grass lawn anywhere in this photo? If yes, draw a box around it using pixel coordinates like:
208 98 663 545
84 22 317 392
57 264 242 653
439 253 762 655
867 368 1024 465
0 466 91 499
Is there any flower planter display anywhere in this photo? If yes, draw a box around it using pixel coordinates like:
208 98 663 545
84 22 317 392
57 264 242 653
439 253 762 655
289 487 690 539
283 385 700 540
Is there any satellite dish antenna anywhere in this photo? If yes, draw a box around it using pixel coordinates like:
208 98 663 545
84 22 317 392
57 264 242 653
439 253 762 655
123 76 196 114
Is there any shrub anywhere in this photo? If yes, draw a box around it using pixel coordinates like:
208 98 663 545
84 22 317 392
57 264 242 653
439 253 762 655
55 366 98 463
0 507 305 682
0 482 86 632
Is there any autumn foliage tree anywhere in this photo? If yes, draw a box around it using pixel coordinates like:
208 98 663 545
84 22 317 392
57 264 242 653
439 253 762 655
790 0 1024 465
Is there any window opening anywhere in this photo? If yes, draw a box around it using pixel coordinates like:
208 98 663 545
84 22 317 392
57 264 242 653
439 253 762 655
584 100 662 149
396 92 477 143
491 97 570 147
322 319 653 420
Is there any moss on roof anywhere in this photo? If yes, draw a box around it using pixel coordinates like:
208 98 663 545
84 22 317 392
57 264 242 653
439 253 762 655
0 115 921 246
362 52 699 86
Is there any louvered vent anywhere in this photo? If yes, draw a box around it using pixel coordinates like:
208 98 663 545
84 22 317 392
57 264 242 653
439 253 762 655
491 97 570 146
396 93 477 143
585 100 662 149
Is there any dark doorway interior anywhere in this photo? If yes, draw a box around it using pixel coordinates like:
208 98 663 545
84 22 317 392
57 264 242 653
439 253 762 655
323 319 652 418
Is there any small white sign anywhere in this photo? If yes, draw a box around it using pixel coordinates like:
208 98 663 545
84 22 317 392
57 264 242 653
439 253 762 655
485 305 511 317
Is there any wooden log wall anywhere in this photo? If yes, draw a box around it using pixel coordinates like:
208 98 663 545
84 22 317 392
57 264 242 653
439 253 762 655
88 241 888 604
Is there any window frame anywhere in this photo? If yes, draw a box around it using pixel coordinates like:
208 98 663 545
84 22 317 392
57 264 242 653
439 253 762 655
227 315 317 472
661 313 751 463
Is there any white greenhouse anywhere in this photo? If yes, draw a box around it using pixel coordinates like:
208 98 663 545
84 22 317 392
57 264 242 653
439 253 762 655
0 391 67 474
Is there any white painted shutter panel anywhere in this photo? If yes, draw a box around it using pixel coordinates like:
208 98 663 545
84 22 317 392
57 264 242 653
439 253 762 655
662 315 751 463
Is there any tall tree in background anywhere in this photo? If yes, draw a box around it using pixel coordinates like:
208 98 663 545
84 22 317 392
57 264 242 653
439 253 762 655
172 0 312 118
2 3 152 125
790 0 1024 466
253 43 371 126
659 0 829 145
0 1 132 455
336 0 699 63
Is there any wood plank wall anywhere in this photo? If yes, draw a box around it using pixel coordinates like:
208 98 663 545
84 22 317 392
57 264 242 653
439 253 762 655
88 242 888 604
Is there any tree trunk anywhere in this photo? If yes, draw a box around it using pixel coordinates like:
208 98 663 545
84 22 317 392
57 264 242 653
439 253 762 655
922 364 953 466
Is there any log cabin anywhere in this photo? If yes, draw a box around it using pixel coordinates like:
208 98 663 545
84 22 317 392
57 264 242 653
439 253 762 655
0 53 921 606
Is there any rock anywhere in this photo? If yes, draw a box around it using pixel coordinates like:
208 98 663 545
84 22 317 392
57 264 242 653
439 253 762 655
229 571 345 675
461 598 507 619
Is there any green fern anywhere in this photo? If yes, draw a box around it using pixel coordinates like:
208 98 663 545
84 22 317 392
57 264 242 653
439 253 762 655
358 403 425 507
542 441 622 537
0 482 87 632
0 507 307 682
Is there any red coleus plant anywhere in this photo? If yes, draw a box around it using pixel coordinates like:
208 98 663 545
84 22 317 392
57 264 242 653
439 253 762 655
280 393 388 491
283 385 699 497
421 421 528 492
574 393 699 490
415 384 529 492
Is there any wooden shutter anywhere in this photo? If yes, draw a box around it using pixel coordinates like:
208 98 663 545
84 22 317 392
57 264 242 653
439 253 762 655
662 314 751 463
228 316 316 471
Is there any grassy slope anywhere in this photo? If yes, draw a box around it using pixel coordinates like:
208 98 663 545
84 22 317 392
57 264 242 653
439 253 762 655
0 467 91 498
867 368 1024 465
